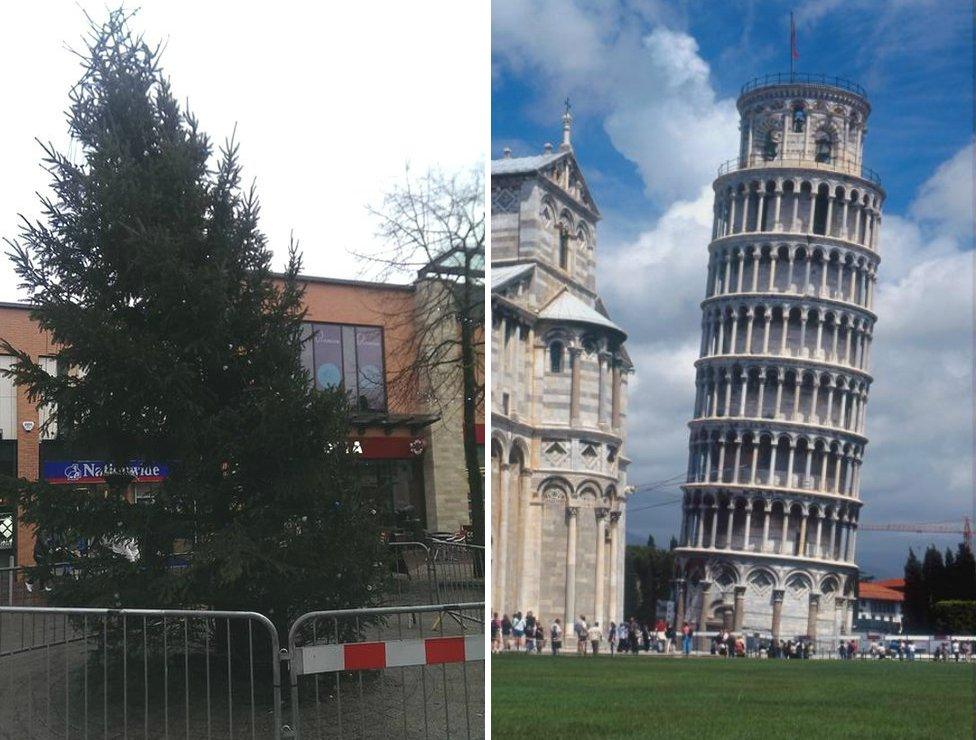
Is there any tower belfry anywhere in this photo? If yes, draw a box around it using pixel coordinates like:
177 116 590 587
673 72 884 642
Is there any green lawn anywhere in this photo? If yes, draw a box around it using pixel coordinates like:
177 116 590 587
492 654 974 739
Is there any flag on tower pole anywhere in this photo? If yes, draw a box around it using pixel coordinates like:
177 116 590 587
790 12 799 78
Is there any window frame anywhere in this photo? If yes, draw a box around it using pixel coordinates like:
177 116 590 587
302 321 388 413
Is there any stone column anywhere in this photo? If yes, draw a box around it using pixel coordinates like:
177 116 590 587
716 439 727 482
517 471 533 610
768 441 778 485
569 347 582 425
786 439 796 488
773 371 784 419
771 589 785 641
814 512 824 559
743 503 753 551
733 585 747 631
749 435 760 484
608 511 621 623
709 506 719 548
756 370 767 418
595 509 607 625
798 510 808 557
807 594 820 639
779 505 790 554
736 253 745 292
496 462 511 614
674 579 687 630
698 581 712 636
598 350 612 427
732 435 743 483
695 504 705 549
564 507 578 627
773 189 783 230
611 360 622 430
761 505 771 553
725 503 735 549
768 255 778 291
762 310 772 354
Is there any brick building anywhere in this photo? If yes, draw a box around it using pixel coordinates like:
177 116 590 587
0 273 483 566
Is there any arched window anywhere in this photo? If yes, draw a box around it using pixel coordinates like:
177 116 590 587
792 105 806 133
549 341 564 373
559 229 570 270
815 135 832 163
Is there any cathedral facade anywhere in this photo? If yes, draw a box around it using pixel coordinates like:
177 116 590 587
490 112 633 628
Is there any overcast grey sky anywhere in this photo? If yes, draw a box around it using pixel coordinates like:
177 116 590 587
0 2 487 297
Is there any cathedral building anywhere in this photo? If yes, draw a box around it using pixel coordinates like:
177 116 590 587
674 73 883 641
490 111 633 627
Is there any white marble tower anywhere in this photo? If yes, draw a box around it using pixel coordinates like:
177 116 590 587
674 74 884 642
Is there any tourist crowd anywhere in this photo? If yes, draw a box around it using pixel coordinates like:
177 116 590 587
490 611 976 661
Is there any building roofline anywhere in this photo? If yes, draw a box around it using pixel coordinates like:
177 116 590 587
283 273 416 292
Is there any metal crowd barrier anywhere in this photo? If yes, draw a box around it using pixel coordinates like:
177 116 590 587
428 542 484 606
388 542 437 606
286 602 485 739
0 605 283 738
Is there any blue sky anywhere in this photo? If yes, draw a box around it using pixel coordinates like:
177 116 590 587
493 0 974 577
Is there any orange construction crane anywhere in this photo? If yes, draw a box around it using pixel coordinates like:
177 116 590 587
859 517 972 550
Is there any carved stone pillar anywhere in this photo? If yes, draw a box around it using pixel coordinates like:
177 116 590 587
569 347 582 425
608 512 621 623
771 589 785 641
594 508 608 625
733 585 747 631
564 507 578 627
674 578 687 630
517 470 533 610
496 462 511 614
807 594 820 639
611 360 622 430
698 581 712 635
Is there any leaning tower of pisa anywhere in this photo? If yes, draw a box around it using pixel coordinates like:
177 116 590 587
673 73 883 644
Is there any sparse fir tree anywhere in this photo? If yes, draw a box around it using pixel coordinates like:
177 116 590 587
902 548 926 630
0 10 388 634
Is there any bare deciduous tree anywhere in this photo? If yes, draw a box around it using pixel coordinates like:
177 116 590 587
356 167 485 544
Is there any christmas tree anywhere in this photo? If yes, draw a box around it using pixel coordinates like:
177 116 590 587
1 9 388 632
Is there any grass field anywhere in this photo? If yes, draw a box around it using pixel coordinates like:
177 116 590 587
492 653 974 739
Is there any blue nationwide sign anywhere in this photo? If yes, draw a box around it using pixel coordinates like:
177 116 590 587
43 460 169 485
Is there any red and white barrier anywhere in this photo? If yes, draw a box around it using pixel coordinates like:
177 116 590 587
294 634 484 676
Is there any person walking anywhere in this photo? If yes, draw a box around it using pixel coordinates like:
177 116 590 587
617 621 628 653
491 613 501 654
664 623 675 655
681 622 693 656
588 621 603 655
512 612 526 651
550 618 563 656
525 611 537 650
628 619 640 656
535 622 545 654
575 615 588 655
608 621 617 655
501 614 512 652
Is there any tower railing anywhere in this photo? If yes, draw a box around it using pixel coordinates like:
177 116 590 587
740 73 866 98
717 153 882 187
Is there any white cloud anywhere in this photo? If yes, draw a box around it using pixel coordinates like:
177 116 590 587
477 0 976 569
492 3 739 203
909 139 975 241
